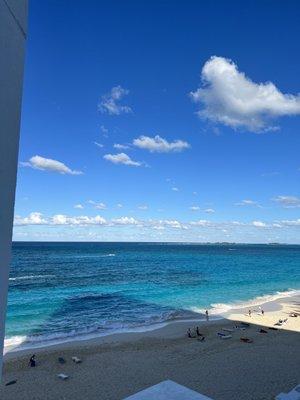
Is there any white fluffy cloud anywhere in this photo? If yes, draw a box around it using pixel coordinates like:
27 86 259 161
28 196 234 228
252 221 266 227
104 152 142 166
172 187 179 192
159 219 187 229
190 219 211 227
235 199 260 207
99 86 132 115
138 205 148 210
204 208 215 214
88 200 107 210
190 56 300 131
14 212 47 226
20 155 83 175
133 135 190 153
74 204 84 209
279 219 300 226
13 213 300 241
190 206 200 211
15 213 107 226
272 195 300 208
114 143 129 150
111 217 139 225
100 125 108 133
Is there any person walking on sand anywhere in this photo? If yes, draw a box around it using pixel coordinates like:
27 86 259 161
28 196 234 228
248 309 252 317
205 310 209 321
261 309 265 316
29 354 36 367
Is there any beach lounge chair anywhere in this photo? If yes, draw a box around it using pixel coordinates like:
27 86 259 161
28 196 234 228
220 334 232 339
221 328 233 333
57 373 69 380
217 332 232 339
72 356 82 364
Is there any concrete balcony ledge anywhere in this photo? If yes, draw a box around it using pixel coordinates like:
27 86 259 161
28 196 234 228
123 380 214 400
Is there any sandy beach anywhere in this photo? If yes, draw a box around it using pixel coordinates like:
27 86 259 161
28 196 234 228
1 294 300 400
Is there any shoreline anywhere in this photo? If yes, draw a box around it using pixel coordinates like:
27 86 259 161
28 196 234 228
1 293 299 400
4 290 299 359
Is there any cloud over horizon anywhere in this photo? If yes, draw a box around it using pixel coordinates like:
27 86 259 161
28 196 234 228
190 56 300 131
15 213 288 231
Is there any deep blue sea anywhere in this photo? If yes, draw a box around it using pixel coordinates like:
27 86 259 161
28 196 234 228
5 242 300 351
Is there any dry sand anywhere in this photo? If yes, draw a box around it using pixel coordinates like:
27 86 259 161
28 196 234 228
1 294 300 400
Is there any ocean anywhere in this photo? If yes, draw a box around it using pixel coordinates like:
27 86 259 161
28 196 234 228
5 242 300 352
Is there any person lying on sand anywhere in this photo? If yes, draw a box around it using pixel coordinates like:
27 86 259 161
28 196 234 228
275 318 288 326
259 328 268 334
240 337 253 343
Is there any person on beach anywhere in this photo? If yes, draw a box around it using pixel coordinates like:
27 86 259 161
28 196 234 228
196 327 205 341
248 309 252 317
187 328 192 338
29 354 36 367
205 310 209 321
261 309 265 316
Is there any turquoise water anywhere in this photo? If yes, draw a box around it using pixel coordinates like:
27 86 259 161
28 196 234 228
6 242 300 350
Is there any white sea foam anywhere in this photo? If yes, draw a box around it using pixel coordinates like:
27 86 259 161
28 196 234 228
192 289 300 316
3 335 28 354
3 323 167 354
9 275 55 281
3 309 195 353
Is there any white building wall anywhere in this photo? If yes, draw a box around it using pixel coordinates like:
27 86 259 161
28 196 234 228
0 0 28 377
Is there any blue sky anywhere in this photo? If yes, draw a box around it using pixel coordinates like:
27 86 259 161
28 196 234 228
13 0 300 243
